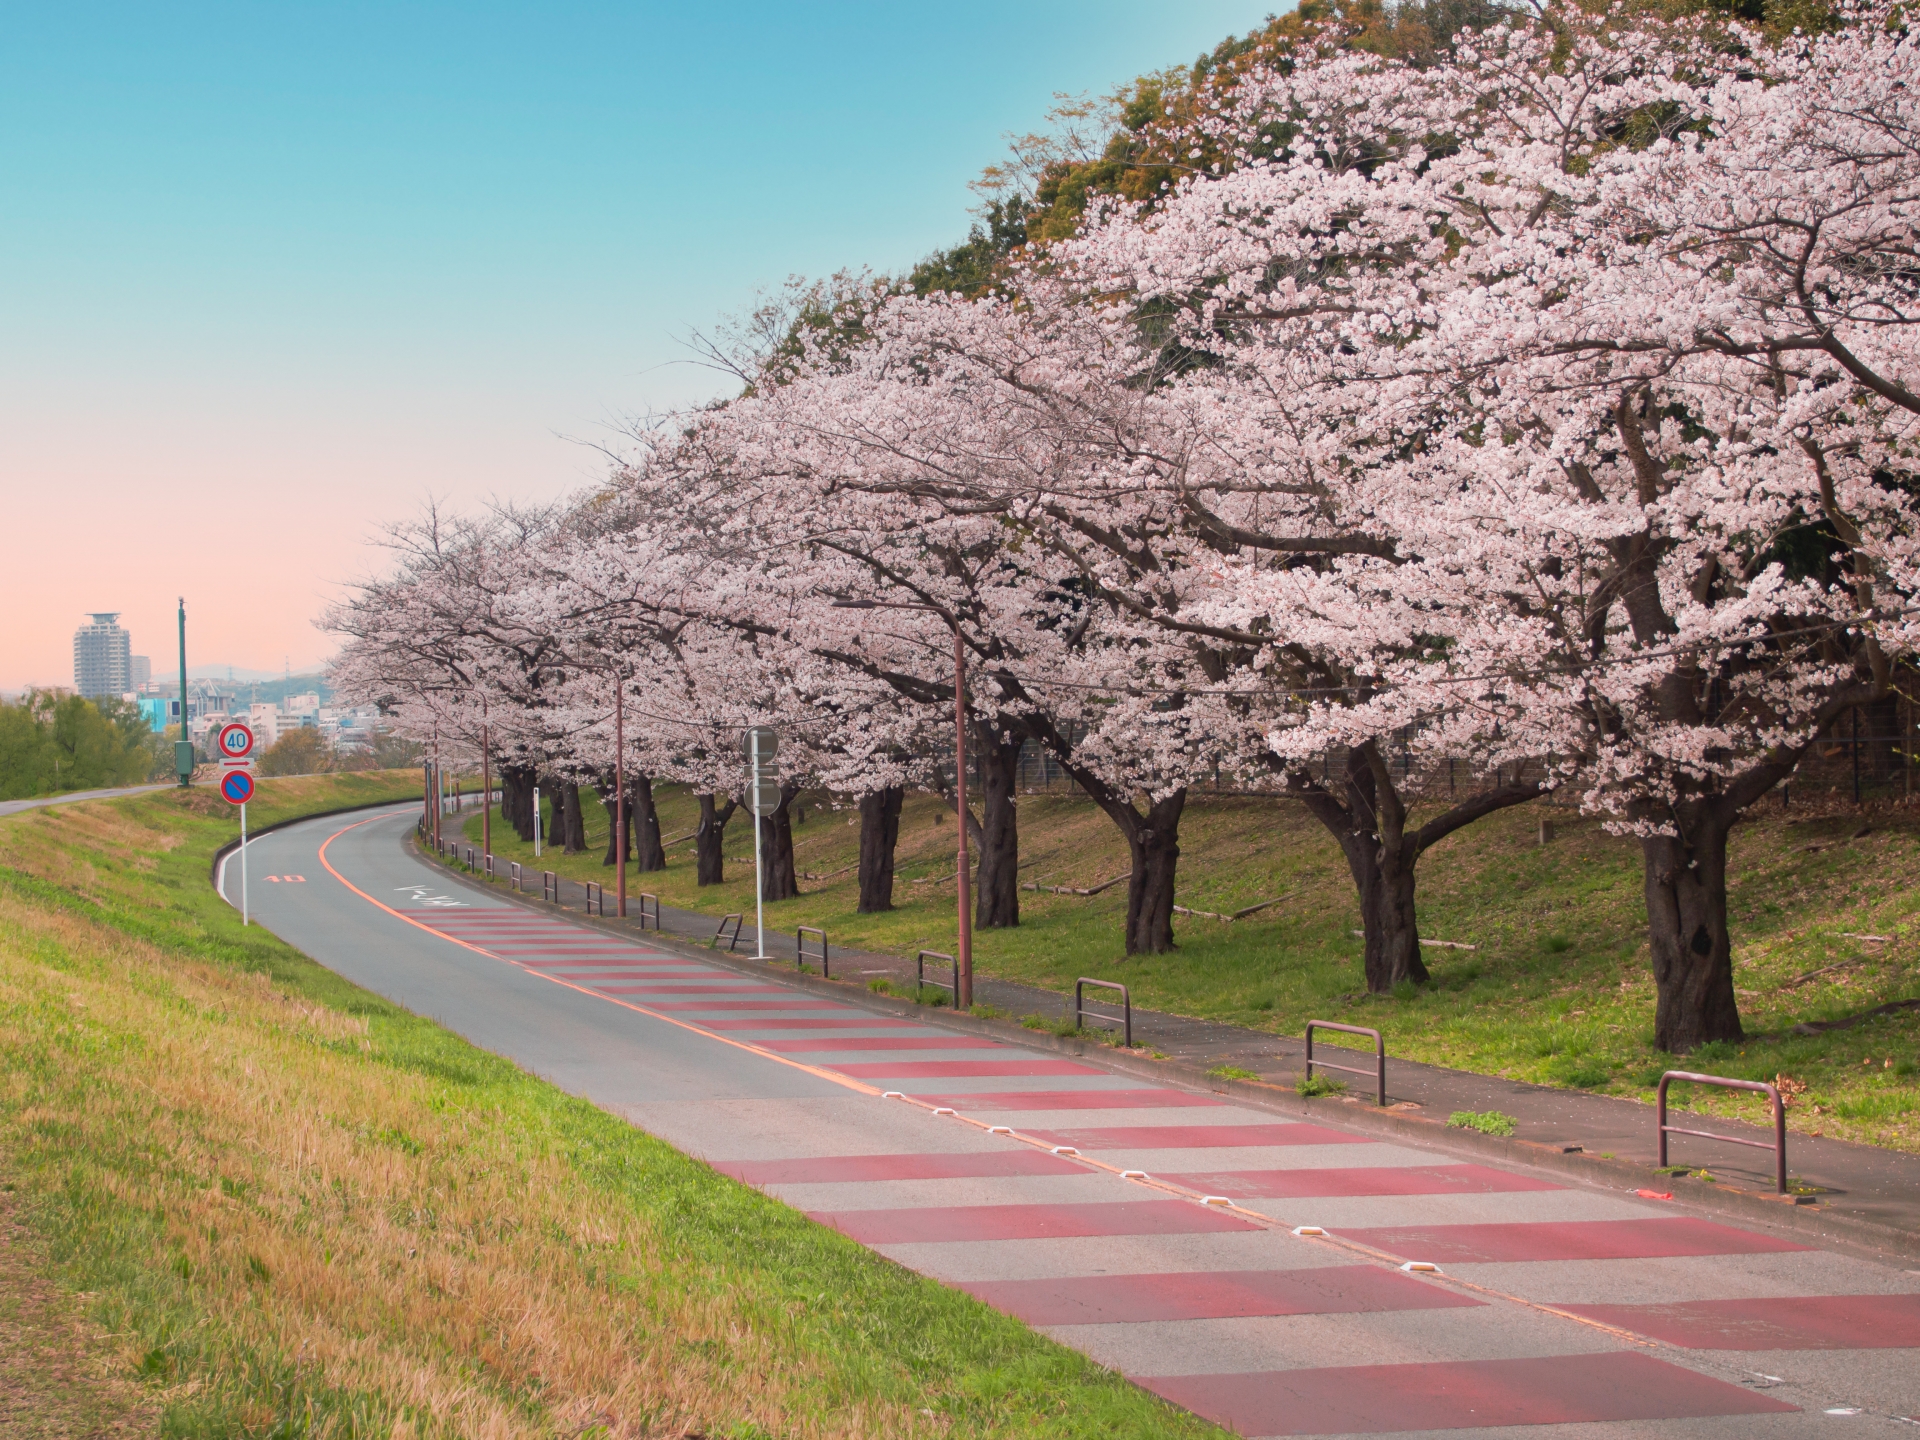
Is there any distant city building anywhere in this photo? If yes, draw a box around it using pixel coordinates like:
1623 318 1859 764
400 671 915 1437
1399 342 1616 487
130 654 151 688
73 613 132 700
248 702 281 749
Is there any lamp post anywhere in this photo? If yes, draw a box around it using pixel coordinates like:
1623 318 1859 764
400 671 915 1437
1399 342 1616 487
480 693 491 862
175 598 193 786
833 598 972 1009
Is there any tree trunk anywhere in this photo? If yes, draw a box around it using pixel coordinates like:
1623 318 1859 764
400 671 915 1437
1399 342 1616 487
757 782 802 902
501 764 536 842
1642 808 1743 1053
559 781 587 855
857 786 903 913
1352 845 1426 994
1118 791 1185 954
1019 717 1184 955
631 772 666 872
1283 741 1553 994
973 727 1023 930
600 784 630 867
1293 754 1431 993
696 793 735 886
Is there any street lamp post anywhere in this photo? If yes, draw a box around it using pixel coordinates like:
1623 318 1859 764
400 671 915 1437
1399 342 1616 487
175 598 193 787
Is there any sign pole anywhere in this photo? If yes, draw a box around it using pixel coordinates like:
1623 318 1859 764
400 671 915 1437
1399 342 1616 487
751 728 766 959
240 801 249 926
954 627 973 1009
533 784 542 858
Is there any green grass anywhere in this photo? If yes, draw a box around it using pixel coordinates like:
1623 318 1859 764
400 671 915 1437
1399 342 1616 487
476 783 1920 1153
1448 1111 1519 1138
0 776 1224 1439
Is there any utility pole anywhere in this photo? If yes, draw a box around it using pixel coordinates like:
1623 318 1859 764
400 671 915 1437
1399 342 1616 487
614 676 627 918
175 598 193 786
954 627 972 1010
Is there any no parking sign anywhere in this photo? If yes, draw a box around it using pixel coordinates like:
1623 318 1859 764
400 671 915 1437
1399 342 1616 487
220 768 255 804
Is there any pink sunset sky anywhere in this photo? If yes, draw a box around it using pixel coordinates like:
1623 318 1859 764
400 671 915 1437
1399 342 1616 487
1 1 1265 693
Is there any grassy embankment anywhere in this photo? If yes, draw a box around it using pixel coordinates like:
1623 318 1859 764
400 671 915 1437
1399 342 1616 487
0 775 1222 1438
478 784 1920 1153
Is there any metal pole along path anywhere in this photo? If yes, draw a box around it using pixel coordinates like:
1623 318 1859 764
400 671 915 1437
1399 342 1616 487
533 784 542 858
752 726 766 960
954 627 972 1010
615 680 626 918
481 695 491 861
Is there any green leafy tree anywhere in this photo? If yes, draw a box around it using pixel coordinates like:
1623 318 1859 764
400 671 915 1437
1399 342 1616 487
257 727 335 777
0 692 162 799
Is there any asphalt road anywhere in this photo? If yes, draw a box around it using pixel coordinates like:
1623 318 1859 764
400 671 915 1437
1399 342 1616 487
0 781 173 818
224 804 1920 1437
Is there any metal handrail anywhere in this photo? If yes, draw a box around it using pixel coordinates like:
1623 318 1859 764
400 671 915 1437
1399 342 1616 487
797 925 830 977
509 861 523 891
1657 1071 1788 1194
541 871 558 903
484 853 495 880
584 881 604 916
1305 1021 1387 1105
636 892 661 930
916 949 958 1005
1074 978 1131 1047
712 914 745 951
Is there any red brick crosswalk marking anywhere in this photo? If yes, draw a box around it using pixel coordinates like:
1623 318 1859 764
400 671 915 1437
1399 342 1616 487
1140 1351 1797 1434
1024 1123 1364 1148
811 1199 1262 1244
828 1059 1107 1079
760 1036 1010 1053
1156 1164 1563 1199
959 1265 1486 1325
1333 1217 1809 1263
1558 1293 1920 1350
714 1151 1086 1184
904 1089 1225 1111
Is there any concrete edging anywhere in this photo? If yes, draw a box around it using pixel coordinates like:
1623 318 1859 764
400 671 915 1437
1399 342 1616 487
210 797 421 898
414 836 1920 1265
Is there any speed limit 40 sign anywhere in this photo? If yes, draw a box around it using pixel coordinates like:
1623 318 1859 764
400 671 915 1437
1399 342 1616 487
217 722 255 761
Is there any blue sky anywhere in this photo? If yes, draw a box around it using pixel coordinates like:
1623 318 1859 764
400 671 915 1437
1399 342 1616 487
1 2 1273 688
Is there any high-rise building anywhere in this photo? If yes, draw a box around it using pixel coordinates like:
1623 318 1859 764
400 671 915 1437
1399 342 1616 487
130 654 152 688
73 613 132 699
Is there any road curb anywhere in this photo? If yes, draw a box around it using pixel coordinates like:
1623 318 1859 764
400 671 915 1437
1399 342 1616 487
210 797 419 894
414 836 1920 1266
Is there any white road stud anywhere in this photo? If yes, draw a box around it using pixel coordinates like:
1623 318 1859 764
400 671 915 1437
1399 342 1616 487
1200 1195 1231 1206
932 1107 956 1116
988 1125 1013 1135
1050 1146 1079 1156
1400 1261 1440 1273
1121 1170 1149 1181
882 1091 904 1100
1292 1225 1327 1237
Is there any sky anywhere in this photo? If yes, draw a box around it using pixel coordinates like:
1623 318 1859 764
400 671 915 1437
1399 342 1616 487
0 2 1273 692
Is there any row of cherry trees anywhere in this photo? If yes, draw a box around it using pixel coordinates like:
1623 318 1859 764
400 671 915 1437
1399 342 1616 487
333 2 1920 1052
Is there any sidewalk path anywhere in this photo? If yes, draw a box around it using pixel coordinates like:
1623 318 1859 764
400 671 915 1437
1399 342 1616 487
446 832 1920 1246
0 782 172 818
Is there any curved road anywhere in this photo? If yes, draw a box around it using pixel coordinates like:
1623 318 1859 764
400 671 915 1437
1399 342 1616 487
224 805 1920 1437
